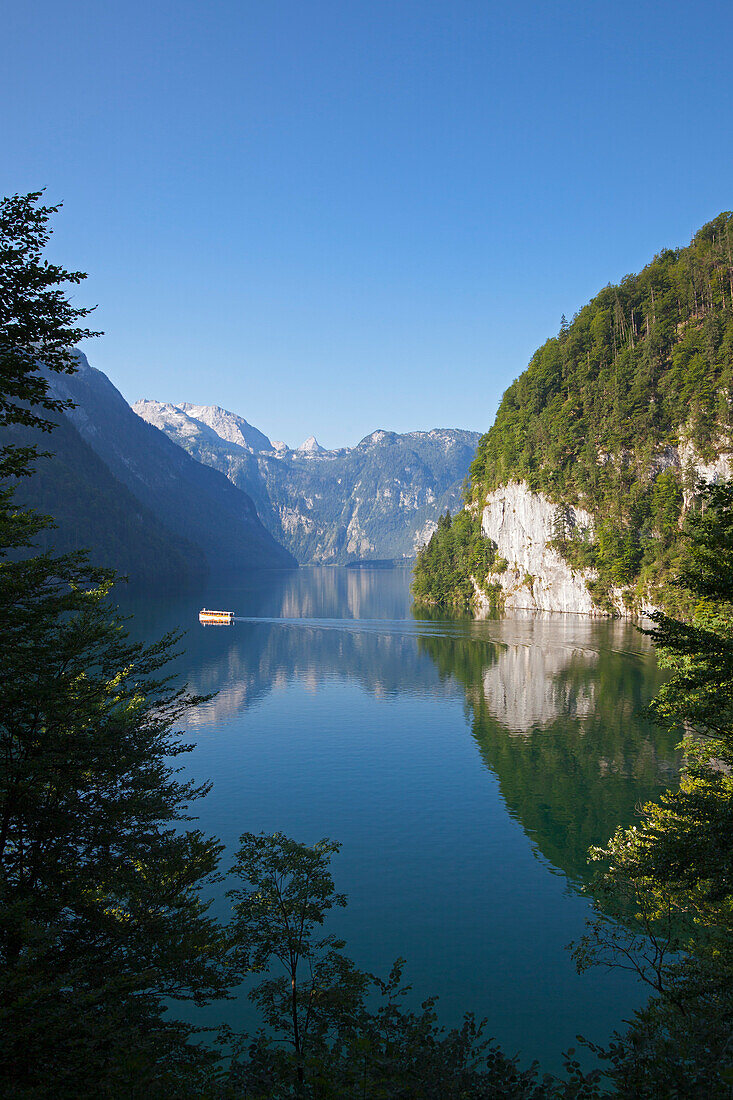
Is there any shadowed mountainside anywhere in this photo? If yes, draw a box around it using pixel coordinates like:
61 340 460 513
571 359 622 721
8 353 296 584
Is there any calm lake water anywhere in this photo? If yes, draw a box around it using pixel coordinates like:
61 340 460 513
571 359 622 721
120 566 681 1072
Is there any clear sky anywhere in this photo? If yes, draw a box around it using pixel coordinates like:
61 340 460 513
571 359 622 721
3 1 732 448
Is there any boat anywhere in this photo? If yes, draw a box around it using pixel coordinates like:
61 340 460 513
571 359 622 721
198 608 234 625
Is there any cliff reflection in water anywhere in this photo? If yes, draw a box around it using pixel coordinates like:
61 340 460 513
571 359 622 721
120 569 682 889
120 567 458 728
418 614 682 884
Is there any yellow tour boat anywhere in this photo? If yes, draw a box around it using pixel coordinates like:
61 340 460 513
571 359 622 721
198 608 234 625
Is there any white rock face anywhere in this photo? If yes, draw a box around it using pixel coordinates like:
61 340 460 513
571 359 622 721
133 400 218 445
478 482 598 615
678 438 733 506
134 400 274 455
179 403 272 453
299 435 326 454
482 633 596 732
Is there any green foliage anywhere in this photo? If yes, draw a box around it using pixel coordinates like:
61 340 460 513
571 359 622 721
0 191 100 479
466 212 733 609
571 482 733 1097
227 832 365 1092
412 508 501 611
0 192 231 1097
0 546 233 1095
223 832 603 1099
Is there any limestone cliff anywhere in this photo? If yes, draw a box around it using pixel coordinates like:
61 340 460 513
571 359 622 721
471 445 732 616
473 482 597 615
416 212 733 616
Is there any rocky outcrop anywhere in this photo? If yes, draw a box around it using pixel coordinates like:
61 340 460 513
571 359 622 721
473 432 733 616
134 400 480 565
475 482 598 615
678 438 733 506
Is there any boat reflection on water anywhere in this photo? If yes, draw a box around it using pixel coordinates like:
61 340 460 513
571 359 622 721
113 569 684 1070
198 608 234 626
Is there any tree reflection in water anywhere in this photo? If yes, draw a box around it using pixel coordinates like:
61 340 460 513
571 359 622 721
418 616 682 886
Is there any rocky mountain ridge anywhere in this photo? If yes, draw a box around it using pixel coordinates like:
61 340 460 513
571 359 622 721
12 354 297 583
134 399 480 565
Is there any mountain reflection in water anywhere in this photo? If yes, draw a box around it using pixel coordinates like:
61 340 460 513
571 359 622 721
115 567 682 1069
122 570 681 887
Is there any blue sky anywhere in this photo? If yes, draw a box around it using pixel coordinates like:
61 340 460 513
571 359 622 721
3 1 732 447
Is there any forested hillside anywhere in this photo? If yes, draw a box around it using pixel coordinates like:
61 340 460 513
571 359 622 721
35 354 294 580
416 212 733 612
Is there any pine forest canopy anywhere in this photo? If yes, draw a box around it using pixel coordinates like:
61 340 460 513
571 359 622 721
415 211 733 612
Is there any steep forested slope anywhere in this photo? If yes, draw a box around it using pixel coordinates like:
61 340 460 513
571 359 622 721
416 212 733 612
5 353 297 584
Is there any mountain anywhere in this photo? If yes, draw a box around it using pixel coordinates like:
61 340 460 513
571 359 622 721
8 412 206 587
414 212 733 615
9 353 296 584
134 399 480 565
179 403 272 453
298 436 326 454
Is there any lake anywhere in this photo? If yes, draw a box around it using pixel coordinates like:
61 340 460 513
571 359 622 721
120 566 681 1073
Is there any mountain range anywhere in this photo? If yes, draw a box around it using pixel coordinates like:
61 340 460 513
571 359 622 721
134 400 480 564
9 353 296 585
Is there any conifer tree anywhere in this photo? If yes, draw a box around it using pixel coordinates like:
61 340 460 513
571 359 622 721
573 481 733 1097
0 193 232 1097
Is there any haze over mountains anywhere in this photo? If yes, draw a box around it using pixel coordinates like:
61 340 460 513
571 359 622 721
8 353 479 584
134 400 480 564
10 353 296 585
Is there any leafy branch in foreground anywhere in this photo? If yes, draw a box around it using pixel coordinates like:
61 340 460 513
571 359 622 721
0 516 236 1096
1 190 101 478
571 481 733 1098
222 832 603 1099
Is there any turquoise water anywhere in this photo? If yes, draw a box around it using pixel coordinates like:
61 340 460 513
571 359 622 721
120 566 680 1072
